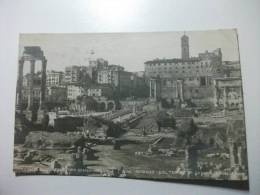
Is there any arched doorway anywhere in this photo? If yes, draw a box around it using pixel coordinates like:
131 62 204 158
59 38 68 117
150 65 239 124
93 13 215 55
98 102 106 112
107 102 115 111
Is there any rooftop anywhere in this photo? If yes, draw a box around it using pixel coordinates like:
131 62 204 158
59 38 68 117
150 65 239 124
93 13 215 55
144 57 200 64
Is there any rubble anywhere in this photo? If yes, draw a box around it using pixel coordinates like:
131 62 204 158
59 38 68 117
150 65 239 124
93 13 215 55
24 131 83 148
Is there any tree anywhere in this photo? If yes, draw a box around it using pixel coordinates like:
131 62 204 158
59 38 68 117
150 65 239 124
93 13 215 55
156 111 176 132
177 118 198 145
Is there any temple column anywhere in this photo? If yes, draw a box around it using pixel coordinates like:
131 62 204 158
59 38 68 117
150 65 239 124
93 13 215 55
149 79 152 98
177 80 184 102
105 102 108 111
222 87 225 108
223 87 228 109
185 146 198 174
27 60 35 110
175 81 178 98
154 80 157 100
179 81 183 102
229 139 235 168
16 58 24 113
237 146 243 166
39 57 47 110
213 80 218 107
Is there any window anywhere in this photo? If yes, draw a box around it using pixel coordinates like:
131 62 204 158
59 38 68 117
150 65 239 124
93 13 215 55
200 77 206 86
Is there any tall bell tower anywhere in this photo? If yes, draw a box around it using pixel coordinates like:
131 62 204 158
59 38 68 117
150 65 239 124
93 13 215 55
181 33 189 60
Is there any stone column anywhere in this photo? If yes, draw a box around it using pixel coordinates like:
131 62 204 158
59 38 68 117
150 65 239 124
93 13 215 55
179 81 184 102
229 139 235 168
27 60 35 110
213 80 218 107
105 102 108 111
223 87 228 109
40 58 47 110
154 80 157 100
149 79 152 98
229 139 240 168
185 146 198 174
16 58 24 113
132 102 136 114
237 146 243 166
175 81 178 98
177 80 184 102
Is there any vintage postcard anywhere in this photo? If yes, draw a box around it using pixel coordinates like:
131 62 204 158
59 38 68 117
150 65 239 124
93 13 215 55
13 30 248 188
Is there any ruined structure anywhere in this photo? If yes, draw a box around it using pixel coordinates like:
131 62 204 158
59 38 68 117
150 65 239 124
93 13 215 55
185 145 198 174
16 46 47 122
213 77 243 110
226 119 247 169
149 77 161 101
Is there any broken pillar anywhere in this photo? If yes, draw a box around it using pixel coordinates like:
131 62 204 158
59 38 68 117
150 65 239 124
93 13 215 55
185 145 198 174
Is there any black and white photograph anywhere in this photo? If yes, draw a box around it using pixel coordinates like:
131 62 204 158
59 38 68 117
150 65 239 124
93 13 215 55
13 30 248 185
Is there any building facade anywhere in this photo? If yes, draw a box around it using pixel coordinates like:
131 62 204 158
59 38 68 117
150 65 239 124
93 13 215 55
144 34 226 107
89 58 108 70
87 84 113 98
97 65 146 98
46 70 64 86
97 65 124 87
67 85 85 100
64 66 92 85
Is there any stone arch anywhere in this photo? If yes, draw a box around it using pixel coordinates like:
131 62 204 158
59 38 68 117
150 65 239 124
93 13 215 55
98 102 106 112
107 101 115 111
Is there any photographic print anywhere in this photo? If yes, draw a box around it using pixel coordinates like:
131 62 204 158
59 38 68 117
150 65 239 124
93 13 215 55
13 29 248 188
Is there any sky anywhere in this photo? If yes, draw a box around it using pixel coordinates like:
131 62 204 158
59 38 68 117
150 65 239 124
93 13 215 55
19 29 240 73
